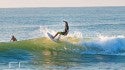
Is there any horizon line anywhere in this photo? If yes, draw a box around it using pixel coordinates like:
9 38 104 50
0 6 125 9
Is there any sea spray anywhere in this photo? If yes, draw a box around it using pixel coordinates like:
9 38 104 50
81 36 125 55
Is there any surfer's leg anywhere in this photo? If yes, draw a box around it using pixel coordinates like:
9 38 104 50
53 33 59 39
53 32 63 39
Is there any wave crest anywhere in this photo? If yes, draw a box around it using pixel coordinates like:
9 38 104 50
82 36 125 55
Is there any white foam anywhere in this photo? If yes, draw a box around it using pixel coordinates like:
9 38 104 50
67 31 83 39
39 27 83 39
82 35 125 55
32 27 125 55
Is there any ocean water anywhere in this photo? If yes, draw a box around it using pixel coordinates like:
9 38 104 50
0 7 125 70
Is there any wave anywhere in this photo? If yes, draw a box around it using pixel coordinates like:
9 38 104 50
0 36 125 57
0 49 33 62
37 27 125 55
1 26 125 56
81 36 125 55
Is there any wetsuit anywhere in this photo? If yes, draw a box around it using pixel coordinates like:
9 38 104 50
58 21 69 35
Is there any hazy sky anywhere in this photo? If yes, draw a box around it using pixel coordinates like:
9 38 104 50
0 0 125 8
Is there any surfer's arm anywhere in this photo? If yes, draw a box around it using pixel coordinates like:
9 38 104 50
63 21 67 23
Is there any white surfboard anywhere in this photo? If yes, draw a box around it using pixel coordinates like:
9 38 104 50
47 32 57 42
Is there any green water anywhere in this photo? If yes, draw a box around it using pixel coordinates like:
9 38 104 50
0 37 125 70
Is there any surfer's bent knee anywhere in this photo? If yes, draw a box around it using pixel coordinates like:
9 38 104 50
57 32 61 34
57 32 66 35
57 32 63 35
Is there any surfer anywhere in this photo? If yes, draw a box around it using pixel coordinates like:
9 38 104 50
53 21 69 39
10 35 17 42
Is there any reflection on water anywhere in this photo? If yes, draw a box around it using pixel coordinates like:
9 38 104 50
0 48 125 70
31 50 125 70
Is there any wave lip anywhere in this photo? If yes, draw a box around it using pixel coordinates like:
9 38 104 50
82 36 125 55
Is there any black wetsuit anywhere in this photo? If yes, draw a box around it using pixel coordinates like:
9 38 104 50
58 21 69 35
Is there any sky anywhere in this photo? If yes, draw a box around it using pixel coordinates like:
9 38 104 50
0 0 125 8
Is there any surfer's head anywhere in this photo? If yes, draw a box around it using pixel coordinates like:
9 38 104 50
12 35 16 38
12 35 14 38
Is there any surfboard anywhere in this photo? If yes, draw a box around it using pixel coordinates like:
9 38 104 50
47 32 56 42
